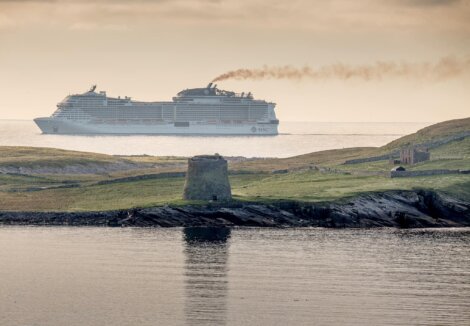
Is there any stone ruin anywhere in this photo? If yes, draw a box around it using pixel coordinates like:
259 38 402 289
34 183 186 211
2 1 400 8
399 146 430 165
183 154 232 201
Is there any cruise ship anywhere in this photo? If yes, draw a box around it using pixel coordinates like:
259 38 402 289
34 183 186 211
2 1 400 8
34 84 279 135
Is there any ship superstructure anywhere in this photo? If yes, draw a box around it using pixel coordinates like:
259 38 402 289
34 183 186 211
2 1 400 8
34 84 279 135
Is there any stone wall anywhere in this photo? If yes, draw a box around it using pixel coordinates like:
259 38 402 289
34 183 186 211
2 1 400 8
390 169 461 178
96 172 186 185
420 131 470 150
343 153 397 165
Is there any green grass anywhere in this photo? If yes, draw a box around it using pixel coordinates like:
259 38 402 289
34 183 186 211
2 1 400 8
333 157 470 174
1 171 468 211
408 159 470 171
0 146 187 173
331 136 470 174
231 171 470 202
0 146 121 167
0 174 61 192
430 137 470 159
383 117 470 150
66 177 186 211
0 176 186 211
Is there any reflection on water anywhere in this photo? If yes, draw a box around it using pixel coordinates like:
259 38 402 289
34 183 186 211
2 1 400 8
183 227 231 326
184 227 231 243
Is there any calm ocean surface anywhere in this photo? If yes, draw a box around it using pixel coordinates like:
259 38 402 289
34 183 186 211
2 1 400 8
0 227 469 326
0 120 430 157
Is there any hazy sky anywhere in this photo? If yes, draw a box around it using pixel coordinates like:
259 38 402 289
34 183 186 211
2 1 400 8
1 0 469 122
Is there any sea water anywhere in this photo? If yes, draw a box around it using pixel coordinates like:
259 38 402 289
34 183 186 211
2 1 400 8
0 227 468 326
0 120 430 157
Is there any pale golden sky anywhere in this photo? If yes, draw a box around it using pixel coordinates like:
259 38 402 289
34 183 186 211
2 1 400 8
1 0 469 121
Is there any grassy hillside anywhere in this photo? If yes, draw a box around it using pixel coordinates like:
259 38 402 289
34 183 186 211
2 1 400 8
0 118 468 211
229 147 379 172
0 171 468 211
383 117 470 150
331 137 470 174
0 146 121 167
232 117 470 173
0 146 187 175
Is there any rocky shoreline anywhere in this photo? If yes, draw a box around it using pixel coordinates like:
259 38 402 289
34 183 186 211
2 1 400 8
0 190 469 228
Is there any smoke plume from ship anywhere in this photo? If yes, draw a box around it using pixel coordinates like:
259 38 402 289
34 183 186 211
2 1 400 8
212 56 470 82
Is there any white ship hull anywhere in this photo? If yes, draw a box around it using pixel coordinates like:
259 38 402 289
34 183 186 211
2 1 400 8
35 84 279 135
34 118 278 135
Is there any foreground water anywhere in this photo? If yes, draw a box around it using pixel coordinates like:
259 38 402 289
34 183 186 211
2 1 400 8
0 120 430 157
0 227 469 326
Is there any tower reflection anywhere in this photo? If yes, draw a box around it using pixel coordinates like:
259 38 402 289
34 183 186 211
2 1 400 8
183 227 231 326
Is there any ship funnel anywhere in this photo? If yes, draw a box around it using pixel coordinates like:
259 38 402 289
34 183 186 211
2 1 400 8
207 82 213 89
213 84 217 89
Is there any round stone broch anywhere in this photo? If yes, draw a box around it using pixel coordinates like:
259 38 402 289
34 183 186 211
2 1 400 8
183 154 232 201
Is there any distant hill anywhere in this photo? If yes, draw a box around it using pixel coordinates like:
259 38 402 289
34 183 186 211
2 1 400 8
382 117 470 151
0 146 186 175
232 117 470 171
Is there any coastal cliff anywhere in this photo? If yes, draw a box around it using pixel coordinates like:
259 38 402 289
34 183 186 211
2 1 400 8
1 190 468 228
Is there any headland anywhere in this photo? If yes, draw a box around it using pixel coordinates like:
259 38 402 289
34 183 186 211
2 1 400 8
0 117 469 228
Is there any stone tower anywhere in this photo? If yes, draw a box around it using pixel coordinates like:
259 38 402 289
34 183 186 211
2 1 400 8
183 154 232 201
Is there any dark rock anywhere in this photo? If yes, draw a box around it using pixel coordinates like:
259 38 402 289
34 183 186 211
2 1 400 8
0 190 468 228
